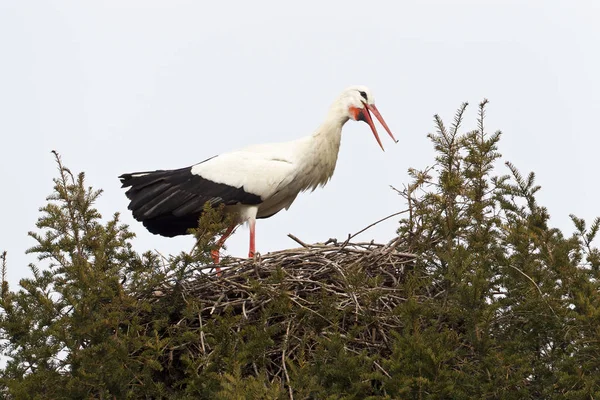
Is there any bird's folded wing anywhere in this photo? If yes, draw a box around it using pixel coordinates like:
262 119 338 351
190 151 298 200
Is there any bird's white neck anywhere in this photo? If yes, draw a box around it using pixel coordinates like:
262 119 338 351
296 104 350 191
311 101 351 146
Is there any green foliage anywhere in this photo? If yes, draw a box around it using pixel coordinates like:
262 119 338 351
0 152 230 399
393 100 600 399
1 102 599 399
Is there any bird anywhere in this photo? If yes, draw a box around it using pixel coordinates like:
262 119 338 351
119 85 397 266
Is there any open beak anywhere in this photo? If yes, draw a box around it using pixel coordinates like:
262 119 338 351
362 103 397 151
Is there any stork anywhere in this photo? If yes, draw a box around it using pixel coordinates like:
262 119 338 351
119 85 396 266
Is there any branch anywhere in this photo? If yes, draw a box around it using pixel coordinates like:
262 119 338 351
287 234 309 248
346 209 409 244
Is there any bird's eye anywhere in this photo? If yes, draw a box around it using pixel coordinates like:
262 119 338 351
359 91 368 101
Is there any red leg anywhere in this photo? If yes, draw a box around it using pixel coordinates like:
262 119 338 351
211 223 236 271
248 218 256 258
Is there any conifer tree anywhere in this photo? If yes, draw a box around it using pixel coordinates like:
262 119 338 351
1 104 599 399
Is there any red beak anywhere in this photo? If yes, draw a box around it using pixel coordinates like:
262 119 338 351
362 103 397 151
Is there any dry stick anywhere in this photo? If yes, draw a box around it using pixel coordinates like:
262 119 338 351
341 209 410 248
289 297 334 326
198 311 206 354
373 360 392 379
282 320 294 400
287 210 409 252
210 293 226 314
287 234 309 248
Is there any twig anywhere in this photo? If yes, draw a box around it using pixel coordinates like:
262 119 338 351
373 360 392 379
198 311 206 354
210 293 226 314
347 209 410 242
282 320 294 400
287 234 309 248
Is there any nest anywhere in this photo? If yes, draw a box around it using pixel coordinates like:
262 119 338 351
152 234 417 386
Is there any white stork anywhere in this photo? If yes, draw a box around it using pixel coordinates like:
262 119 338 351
119 85 396 264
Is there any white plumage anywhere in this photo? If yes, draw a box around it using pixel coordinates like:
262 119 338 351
119 85 396 265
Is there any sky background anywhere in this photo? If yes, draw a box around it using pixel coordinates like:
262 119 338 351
0 0 599 290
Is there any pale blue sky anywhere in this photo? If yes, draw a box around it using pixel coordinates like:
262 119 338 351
1 1 598 289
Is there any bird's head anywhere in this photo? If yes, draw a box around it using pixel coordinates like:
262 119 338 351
337 85 397 151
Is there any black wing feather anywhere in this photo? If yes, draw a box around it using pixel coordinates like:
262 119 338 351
119 165 262 237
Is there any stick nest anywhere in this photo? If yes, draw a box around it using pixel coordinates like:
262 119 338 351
151 236 417 385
